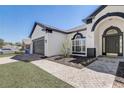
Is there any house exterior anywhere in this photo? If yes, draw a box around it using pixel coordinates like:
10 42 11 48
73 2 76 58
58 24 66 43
29 5 124 57
22 38 32 53
2 44 21 53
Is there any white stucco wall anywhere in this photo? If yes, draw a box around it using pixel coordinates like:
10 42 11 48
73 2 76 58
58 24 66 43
91 6 124 56
30 6 124 57
91 6 124 28
66 5 124 57
30 25 49 56
94 17 124 56
47 31 67 56
30 24 67 56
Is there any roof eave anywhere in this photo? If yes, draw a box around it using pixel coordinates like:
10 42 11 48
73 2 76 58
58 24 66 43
67 28 87 34
29 22 67 38
82 5 107 23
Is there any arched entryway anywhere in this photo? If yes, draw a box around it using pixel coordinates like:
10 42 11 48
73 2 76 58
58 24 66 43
102 26 123 56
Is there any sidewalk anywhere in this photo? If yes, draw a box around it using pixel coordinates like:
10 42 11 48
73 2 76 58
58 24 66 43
0 56 18 64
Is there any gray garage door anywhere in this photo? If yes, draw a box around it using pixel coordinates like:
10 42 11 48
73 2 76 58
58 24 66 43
33 37 44 55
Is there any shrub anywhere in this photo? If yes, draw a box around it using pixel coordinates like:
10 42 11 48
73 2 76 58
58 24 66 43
61 39 71 58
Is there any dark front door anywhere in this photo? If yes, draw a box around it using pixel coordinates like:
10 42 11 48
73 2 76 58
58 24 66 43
105 35 119 54
33 37 45 55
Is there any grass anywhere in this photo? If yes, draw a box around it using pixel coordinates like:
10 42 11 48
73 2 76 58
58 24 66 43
0 52 24 58
0 53 16 58
0 62 73 88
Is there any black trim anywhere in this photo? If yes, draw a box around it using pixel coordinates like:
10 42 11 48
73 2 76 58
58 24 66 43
72 52 85 55
46 29 53 33
86 18 92 24
71 32 85 40
87 5 107 19
83 5 107 23
92 12 124 31
29 22 37 38
103 26 122 36
29 22 88 38
29 22 66 38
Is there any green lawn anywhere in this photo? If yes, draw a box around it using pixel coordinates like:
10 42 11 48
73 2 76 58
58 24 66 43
0 51 24 58
0 62 73 88
0 53 16 58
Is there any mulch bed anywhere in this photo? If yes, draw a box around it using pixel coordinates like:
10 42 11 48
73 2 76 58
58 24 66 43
46 55 97 69
113 62 124 88
11 54 46 62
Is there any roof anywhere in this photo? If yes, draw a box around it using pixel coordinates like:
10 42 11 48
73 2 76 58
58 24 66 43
29 22 87 37
36 22 65 32
29 22 67 37
83 5 107 23
29 5 107 37
66 24 87 33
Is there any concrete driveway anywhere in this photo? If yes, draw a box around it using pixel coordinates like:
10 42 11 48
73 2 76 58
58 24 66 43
31 57 123 88
0 56 18 64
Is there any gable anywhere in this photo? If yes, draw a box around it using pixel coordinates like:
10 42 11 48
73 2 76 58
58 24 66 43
30 24 46 40
91 6 124 31
83 5 107 24
29 22 67 38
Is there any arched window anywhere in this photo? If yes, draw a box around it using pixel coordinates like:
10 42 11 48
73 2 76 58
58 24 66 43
75 34 82 39
103 26 122 36
106 29 118 35
72 33 86 54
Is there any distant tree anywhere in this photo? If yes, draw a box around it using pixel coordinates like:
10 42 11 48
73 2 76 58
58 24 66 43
0 38 4 48
4 42 13 45
8 42 13 45
15 42 22 46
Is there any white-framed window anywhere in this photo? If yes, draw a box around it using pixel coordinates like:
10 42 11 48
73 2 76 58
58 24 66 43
120 35 122 53
72 38 86 54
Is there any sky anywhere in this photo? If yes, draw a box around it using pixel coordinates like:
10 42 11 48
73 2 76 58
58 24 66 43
0 5 99 43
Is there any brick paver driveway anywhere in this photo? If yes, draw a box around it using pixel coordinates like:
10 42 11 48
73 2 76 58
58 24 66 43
31 57 123 88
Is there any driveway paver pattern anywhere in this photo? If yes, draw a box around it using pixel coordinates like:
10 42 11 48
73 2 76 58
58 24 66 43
31 57 123 87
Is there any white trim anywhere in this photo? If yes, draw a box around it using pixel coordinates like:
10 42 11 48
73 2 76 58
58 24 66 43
72 38 86 54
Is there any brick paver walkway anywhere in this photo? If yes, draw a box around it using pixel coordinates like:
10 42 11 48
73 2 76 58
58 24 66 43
31 57 123 88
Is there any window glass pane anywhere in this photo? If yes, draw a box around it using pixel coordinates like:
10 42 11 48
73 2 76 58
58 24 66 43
73 40 75 45
83 40 85 45
106 29 118 35
82 46 85 52
72 38 86 53
120 36 122 53
75 35 81 39
103 37 105 52
76 40 79 45
79 40 81 45
76 46 81 52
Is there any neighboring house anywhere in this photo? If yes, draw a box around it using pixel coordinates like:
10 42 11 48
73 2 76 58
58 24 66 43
22 38 31 49
2 44 21 53
29 5 124 57
22 38 32 53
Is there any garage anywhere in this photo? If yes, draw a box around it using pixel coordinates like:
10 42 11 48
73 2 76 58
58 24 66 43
33 37 45 55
